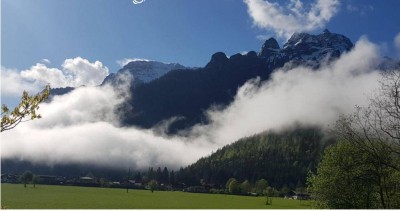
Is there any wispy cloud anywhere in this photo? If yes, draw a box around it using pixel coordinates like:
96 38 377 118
244 0 340 40
346 4 374 16
41 59 51 64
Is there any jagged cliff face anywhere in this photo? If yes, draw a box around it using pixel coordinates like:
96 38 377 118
50 30 362 134
117 30 356 133
259 29 354 68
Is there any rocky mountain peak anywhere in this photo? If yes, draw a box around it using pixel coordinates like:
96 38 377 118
257 30 355 66
260 38 280 57
205 52 229 69
283 30 353 52
323 29 331 34
102 60 186 87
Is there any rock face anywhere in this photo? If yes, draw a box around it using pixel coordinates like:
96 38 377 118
259 38 280 57
205 52 229 69
117 30 357 133
283 30 353 59
102 60 186 87
52 30 371 134
259 29 354 68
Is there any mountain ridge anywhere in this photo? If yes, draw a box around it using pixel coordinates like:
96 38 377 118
102 60 187 87
118 30 355 133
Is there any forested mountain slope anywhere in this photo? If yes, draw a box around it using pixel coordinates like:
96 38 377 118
180 127 336 189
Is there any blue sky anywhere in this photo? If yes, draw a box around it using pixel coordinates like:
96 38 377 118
2 0 400 72
1 0 400 107
2 0 400 169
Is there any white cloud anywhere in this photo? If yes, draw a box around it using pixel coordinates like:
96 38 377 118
116 58 151 67
61 57 109 87
1 66 41 96
1 83 213 169
185 37 381 146
1 37 390 170
244 0 340 39
21 63 70 88
394 32 400 53
1 57 109 98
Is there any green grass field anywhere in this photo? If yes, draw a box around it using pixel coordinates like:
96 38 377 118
1 183 312 209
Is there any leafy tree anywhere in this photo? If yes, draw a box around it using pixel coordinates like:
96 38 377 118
254 179 268 195
1 85 50 132
240 180 251 194
279 185 290 197
148 180 158 193
32 175 40 188
225 178 236 191
228 179 241 194
308 141 389 209
264 186 275 205
20 171 33 188
330 70 400 208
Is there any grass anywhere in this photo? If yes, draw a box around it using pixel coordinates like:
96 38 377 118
1 183 312 209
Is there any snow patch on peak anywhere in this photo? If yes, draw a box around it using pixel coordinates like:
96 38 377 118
260 30 355 69
116 58 151 67
121 60 186 83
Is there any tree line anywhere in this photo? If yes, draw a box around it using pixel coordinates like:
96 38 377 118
175 127 335 189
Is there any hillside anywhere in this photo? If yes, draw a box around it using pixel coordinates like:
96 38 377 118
179 127 336 189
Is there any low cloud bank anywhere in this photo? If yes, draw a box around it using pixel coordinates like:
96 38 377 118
1 38 393 170
1 57 109 97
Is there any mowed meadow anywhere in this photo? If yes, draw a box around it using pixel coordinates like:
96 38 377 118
1 184 312 209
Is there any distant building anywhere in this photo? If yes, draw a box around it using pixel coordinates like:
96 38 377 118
77 176 99 187
79 177 95 184
184 186 208 193
128 180 143 187
37 175 63 184
285 190 311 200
1 174 19 183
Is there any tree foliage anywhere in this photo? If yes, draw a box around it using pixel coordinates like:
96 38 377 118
32 175 40 188
309 70 400 209
1 85 50 132
20 171 33 188
254 179 268 194
308 142 379 208
225 178 236 191
148 180 158 193
240 180 251 194
181 127 334 189
228 179 240 194
264 186 276 205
